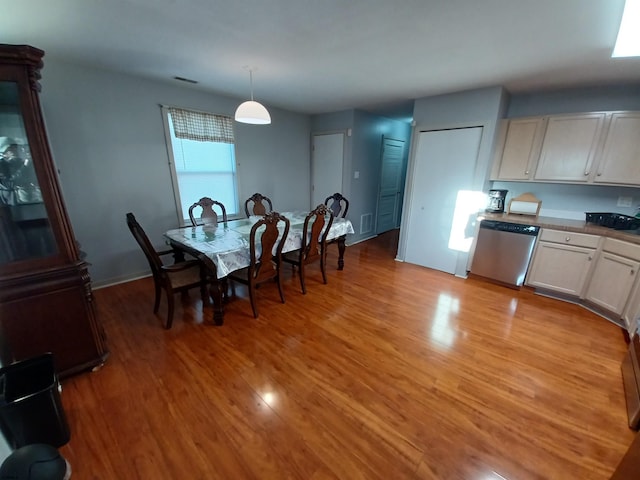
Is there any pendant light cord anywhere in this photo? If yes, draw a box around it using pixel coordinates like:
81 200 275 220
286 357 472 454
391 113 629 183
249 70 255 101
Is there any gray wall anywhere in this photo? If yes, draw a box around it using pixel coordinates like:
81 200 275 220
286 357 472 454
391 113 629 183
399 86 507 275
35 58 639 287
39 58 311 286
495 84 640 219
492 182 640 220
311 109 411 244
507 84 640 117
411 86 507 192
352 110 411 240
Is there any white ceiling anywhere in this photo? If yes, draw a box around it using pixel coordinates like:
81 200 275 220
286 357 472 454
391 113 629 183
3 0 639 120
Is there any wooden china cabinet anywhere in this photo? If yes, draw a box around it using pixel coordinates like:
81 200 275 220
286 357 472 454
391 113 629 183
0 44 108 377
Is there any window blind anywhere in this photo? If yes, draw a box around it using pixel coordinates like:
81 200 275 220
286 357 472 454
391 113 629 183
168 107 234 144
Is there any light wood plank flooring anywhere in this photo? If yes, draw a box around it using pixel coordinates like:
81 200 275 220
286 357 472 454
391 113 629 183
59 231 636 479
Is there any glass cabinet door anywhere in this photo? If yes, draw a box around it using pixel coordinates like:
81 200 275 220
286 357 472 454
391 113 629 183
0 81 57 265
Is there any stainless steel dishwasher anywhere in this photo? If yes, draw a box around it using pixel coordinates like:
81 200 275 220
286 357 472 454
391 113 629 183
470 220 540 287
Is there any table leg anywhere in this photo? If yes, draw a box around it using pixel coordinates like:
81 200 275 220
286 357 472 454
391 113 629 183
337 235 346 270
196 252 225 325
209 280 225 326
172 247 186 263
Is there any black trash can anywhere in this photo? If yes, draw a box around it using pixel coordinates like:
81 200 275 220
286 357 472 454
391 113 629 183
0 353 70 449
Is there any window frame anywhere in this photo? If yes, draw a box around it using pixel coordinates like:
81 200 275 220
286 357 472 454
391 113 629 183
161 105 240 225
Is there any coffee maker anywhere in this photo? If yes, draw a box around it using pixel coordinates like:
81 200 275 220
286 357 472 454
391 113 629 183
486 189 508 213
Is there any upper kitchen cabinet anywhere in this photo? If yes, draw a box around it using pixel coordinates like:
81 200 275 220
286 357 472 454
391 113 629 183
491 117 546 181
0 44 108 377
593 112 640 185
534 113 606 182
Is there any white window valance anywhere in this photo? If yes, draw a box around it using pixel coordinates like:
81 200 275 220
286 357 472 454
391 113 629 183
168 107 234 144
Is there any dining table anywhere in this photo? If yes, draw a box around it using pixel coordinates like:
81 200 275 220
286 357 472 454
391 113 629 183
164 211 354 324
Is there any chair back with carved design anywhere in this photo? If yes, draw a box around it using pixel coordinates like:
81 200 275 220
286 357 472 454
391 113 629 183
126 212 164 277
282 205 334 294
188 197 228 227
126 212 207 329
324 193 349 219
244 192 273 217
228 212 290 318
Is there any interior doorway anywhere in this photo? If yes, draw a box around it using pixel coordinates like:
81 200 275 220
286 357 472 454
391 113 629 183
376 136 405 234
311 132 344 209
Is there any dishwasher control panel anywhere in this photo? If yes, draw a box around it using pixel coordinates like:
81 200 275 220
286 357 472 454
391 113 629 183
480 220 539 236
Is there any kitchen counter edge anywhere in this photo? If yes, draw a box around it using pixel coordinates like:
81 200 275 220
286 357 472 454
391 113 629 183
481 213 640 245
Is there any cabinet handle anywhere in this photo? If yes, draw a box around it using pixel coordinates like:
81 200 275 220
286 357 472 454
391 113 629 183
632 269 635 275
565 237 571 242
584 171 590 176
525 170 529 175
588 256 592 261
597 172 602 176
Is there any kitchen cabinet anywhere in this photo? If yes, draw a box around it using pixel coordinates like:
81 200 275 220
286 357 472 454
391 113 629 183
526 229 600 296
585 238 640 316
534 113 607 182
491 117 546 181
490 110 640 187
624 280 640 335
593 112 640 185
0 44 108 377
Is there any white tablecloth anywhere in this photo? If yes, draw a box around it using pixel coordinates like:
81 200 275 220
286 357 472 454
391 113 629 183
165 212 354 278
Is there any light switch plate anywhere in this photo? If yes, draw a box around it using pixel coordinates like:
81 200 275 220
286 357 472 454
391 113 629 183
618 196 633 207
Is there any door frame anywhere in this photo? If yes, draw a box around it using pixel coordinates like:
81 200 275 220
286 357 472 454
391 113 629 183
375 135 406 234
310 130 349 210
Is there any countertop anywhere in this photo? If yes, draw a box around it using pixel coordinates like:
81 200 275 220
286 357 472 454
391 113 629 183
481 212 640 245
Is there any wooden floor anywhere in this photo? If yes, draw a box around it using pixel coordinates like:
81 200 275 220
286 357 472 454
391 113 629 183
59 231 636 479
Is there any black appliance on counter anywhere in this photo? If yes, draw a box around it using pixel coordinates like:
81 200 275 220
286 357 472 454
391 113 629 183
486 189 508 213
585 212 640 230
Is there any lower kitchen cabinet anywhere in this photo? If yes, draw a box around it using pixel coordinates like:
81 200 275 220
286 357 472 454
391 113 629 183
526 229 599 296
514 224 640 333
585 239 640 316
624 281 640 335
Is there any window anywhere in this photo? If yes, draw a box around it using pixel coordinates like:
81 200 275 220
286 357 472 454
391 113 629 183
163 106 239 222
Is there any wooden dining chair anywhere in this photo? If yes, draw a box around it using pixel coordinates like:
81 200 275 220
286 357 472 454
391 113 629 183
188 197 227 227
244 192 273 217
324 193 349 219
227 212 290 318
324 193 349 269
282 204 334 294
126 212 208 329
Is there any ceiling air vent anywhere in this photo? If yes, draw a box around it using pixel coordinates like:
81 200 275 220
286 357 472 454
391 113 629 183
173 76 198 84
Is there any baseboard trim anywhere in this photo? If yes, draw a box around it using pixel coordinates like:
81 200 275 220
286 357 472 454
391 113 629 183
532 288 626 330
347 234 377 246
93 272 151 290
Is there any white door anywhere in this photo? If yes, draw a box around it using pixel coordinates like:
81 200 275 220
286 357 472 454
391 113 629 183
405 127 482 274
311 133 344 209
376 137 405 234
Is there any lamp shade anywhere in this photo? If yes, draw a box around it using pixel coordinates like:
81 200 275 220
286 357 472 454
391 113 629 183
234 100 271 125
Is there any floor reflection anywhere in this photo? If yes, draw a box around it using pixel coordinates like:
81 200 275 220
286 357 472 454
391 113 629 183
481 471 509 480
429 292 459 348
260 391 277 407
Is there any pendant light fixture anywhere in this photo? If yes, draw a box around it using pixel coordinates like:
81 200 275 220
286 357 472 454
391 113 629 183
234 68 271 125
